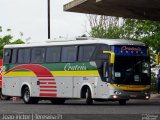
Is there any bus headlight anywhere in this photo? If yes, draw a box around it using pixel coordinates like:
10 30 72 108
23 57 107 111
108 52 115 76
146 96 149 99
113 95 118 99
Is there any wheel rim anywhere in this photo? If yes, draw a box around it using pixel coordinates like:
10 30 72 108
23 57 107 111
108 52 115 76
86 89 88 99
24 90 30 102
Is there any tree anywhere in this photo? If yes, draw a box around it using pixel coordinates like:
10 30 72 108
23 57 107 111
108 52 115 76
88 15 123 39
121 19 160 53
88 15 160 53
0 26 24 58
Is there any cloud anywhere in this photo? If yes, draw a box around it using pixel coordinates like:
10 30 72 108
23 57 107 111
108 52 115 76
0 0 90 42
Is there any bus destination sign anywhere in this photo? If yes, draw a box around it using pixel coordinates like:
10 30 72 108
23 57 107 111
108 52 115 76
114 45 148 56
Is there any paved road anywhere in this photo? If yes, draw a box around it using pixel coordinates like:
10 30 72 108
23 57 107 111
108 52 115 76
0 96 159 120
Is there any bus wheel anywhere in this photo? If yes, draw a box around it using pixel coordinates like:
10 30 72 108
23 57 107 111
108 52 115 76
119 100 127 105
22 87 38 104
85 87 93 105
51 98 66 104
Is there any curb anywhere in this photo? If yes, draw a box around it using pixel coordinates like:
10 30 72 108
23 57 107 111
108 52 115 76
150 94 160 99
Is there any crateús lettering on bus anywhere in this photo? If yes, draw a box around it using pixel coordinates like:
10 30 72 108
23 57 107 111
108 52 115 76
121 46 142 52
64 63 87 71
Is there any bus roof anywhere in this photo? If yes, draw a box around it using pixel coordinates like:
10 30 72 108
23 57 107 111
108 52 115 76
4 38 146 48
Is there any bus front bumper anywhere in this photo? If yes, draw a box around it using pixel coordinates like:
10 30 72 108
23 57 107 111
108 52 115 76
109 90 150 100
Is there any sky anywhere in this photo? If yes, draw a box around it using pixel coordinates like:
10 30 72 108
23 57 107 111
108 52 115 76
0 0 90 42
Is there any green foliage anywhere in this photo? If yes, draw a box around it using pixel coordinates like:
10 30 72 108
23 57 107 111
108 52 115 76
106 26 123 39
90 18 160 53
90 26 107 38
121 19 160 53
0 26 2 32
0 26 24 58
90 25 122 39
11 39 24 44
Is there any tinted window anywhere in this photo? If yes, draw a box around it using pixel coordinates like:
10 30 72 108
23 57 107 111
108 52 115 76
61 46 77 62
78 45 96 61
18 48 31 63
31 48 45 63
11 49 18 64
4 49 11 64
96 45 109 60
46 47 61 63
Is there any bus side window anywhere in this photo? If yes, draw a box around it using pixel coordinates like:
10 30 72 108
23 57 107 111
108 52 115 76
97 45 109 60
11 49 18 64
18 48 31 64
46 47 61 63
78 45 96 61
61 46 77 62
31 47 46 63
4 49 11 64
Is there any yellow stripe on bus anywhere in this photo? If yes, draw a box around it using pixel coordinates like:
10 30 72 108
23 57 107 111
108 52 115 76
3 70 99 77
110 84 150 91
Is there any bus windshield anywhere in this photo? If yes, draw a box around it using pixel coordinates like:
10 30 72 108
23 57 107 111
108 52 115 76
113 56 150 85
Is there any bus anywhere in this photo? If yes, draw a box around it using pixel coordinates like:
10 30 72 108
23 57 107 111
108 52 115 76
0 59 10 100
2 38 151 105
0 59 2 97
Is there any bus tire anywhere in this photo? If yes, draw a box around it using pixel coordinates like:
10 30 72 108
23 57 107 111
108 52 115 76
51 98 65 104
22 87 38 104
119 100 127 105
86 87 93 105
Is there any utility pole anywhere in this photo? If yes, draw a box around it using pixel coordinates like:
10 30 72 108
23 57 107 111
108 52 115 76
47 0 50 39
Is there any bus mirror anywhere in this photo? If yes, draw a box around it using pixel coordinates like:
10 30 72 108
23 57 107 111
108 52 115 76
103 62 109 78
103 51 115 64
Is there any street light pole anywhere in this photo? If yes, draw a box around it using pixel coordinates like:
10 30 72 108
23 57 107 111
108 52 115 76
47 0 50 39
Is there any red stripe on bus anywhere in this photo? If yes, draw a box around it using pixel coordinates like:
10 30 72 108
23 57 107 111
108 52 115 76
40 93 57 97
40 89 57 92
40 86 57 88
38 77 54 79
38 79 55 81
48 82 56 84
5 64 54 77
40 82 56 84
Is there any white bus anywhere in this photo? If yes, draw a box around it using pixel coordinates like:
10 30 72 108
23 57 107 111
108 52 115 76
2 38 151 105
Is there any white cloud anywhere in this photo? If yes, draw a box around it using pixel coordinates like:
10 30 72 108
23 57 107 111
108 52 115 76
0 0 90 42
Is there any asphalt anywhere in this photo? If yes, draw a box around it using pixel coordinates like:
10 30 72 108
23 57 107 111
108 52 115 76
0 94 159 120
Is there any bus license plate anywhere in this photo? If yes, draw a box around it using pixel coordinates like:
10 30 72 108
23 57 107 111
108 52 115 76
130 94 137 97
